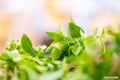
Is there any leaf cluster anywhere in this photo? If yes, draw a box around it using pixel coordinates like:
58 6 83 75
0 20 120 80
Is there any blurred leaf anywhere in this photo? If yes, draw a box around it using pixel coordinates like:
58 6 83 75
0 70 7 80
92 27 98 36
51 48 62 60
19 65 37 80
60 24 67 36
84 36 102 55
40 69 64 80
70 45 83 56
101 29 105 38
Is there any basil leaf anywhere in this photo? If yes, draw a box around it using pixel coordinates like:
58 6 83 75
70 45 83 56
51 48 62 60
69 20 84 38
84 36 102 55
21 34 36 56
40 69 64 80
46 32 63 41
92 27 98 36
19 65 37 80
60 24 67 36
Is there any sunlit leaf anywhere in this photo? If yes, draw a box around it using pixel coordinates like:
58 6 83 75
21 34 36 56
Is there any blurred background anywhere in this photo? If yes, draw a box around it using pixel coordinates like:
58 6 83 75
0 0 120 52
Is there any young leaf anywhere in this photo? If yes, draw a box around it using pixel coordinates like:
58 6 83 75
92 27 98 36
21 34 36 56
70 45 83 56
51 48 62 60
40 69 64 80
35 45 47 58
69 20 84 38
19 65 37 80
60 24 67 36
101 29 105 38
84 36 102 55
46 32 63 41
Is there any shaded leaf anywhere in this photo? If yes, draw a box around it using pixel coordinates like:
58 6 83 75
51 48 62 60
70 45 83 56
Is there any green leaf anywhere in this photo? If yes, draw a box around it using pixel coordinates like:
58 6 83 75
46 32 63 41
35 45 46 58
40 69 64 80
92 27 98 36
70 45 83 56
51 48 62 60
46 42 55 52
101 29 105 38
0 70 7 80
19 65 37 80
0 52 11 61
84 36 102 55
21 34 36 56
69 38 83 55
69 20 84 38
60 24 67 36
115 33 120 47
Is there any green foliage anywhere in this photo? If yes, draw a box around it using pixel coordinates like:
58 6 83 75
0 20 120 80
46 32 64 41
21 34 37 56
69 19 84 38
